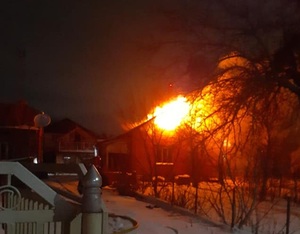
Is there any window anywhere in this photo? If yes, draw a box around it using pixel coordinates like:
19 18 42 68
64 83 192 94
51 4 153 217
156 146 173 165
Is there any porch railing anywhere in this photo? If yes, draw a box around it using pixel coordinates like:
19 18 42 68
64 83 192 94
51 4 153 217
58 142 95 153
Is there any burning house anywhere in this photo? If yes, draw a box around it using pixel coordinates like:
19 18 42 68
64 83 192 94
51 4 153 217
99 96 219 185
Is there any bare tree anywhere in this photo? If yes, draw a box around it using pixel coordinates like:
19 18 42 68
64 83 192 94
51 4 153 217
116 0 300 230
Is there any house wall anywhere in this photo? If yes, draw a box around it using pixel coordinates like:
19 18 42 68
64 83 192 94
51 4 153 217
0 128 37 161
100 127 202 182
58 127 97 143
128 128 200 181
100 124 221 184
44 127 98 164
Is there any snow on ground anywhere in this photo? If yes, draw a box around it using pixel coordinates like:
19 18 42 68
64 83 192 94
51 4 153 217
46 176 231 233
103 188 230 234
44 175 300 233
2 175 300 234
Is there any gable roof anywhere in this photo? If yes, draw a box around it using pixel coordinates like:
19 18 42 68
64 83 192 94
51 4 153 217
99 117 154 145
0 100 41 127
45 118 99 138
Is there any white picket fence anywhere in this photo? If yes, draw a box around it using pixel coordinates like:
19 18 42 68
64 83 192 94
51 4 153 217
0 162 85 234
1 194 63 233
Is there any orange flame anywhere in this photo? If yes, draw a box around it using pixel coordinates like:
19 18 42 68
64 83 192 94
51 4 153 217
148 96 190 131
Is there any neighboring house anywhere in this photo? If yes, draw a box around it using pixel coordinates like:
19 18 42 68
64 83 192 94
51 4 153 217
44 118 101 165
0 100 103 166
99 119 217 184
0 100 40 161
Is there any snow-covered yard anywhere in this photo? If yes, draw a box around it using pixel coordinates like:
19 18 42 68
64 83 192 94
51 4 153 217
137 182 300 234
2 175 300 233
103 187 230 234
47 176 300 233
46 176 231 233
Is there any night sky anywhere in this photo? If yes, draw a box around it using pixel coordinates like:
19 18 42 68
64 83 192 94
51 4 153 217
1 1 185 135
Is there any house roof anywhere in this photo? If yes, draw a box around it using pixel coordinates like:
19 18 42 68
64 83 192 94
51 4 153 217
0 100 41 127
45 118 99 138
99 115 203 146
99 117 154 145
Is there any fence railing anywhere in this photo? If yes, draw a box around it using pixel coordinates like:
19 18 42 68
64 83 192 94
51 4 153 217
0 162 108 234
0 162 79 234
1 194 63 234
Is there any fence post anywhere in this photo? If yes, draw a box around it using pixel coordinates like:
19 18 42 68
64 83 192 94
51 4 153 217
81 165 106 234
286 195 291 234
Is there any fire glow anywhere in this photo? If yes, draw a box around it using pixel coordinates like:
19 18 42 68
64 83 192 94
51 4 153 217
150 96 190 131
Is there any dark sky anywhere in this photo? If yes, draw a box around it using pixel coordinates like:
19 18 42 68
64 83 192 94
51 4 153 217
1 1 184 135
